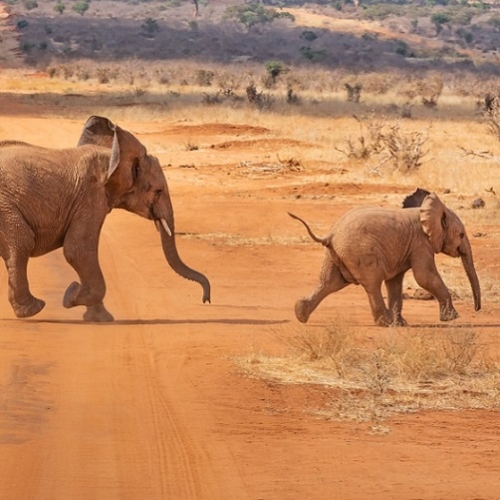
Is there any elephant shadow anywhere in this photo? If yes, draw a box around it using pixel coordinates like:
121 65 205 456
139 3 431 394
407 322 500 329
10 318 291 327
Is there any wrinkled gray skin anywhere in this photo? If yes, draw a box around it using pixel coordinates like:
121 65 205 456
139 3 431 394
0 116 210 321
289 192 481 326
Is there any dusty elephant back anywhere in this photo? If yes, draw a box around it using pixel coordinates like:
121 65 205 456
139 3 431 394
330 206 424 281
331 206 421 243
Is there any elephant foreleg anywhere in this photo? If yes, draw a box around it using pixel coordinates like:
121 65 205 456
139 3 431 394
385 272 407 326
62 234 113 322
295 257 349 323
411 260 458 322
83 302 114 323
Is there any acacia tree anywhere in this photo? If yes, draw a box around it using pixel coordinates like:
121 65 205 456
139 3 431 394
225 2 294 30
431 12 451 34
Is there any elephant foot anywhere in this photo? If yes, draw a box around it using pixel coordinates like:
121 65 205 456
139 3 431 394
392 315 408 327
294 299 311 323
13 297 46 318
440 305 459 322
83 303 114 323
375 309 408 327
63 281 82 309
375 317 391 327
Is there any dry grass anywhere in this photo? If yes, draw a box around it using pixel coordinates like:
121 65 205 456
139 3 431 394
3 62 500 205
179 232 310 247
235 322 500 428
3 61 500 210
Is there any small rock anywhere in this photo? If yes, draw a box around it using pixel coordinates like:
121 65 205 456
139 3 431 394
472 198 485 209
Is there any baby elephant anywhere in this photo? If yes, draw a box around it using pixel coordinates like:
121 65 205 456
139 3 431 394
289 190 481 326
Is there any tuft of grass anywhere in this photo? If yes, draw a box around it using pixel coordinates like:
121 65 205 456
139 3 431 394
235 322 500 428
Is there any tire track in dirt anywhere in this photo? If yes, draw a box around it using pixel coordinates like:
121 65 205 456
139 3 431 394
94 215 249 499
125 332 202 499
0 211 248 499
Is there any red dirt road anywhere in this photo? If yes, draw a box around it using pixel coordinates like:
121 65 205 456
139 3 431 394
0 114 499 499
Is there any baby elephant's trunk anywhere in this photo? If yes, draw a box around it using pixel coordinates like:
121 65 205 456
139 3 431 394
288 212 330 247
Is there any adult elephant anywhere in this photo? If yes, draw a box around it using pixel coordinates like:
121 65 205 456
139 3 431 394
0 116 210 321
289 190 481 326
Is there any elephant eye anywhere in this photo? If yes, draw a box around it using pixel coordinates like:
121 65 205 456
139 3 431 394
155 189 163 197
460 232 465 239
132 159 140 180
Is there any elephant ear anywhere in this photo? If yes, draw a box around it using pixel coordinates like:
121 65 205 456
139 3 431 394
79 116 146 198
420 193 448 253
77 116 115 148
402 188 431 208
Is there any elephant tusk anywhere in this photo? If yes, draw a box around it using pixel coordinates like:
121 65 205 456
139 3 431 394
154 220 161 232
161 218 172 237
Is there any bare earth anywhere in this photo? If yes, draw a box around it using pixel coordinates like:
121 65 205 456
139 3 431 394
0 104 500 500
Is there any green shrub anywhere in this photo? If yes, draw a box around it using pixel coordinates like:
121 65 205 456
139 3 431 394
141 17 159 38
300 30 317 42
21 42 34 53
431 12 451 33
225 2 294 29
23 0 38 10
53 2 64 14
299 46 326 62
264 60 288 83
361 4 400 21
72 1 89 15
395 40 411 56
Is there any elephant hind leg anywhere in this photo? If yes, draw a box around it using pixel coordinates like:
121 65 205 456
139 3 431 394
4 251 45 318
364 284 393 326
385 272 408 326
295 258 349 323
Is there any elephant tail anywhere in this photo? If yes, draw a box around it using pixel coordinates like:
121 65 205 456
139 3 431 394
288 212 330 247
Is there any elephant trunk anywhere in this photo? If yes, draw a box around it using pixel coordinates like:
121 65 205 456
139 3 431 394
460 238 481 311
158 223 211 303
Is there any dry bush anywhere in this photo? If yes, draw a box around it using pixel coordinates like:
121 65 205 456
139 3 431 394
417 76 444 108
235 324 500 427
381 121 429 173
484 96 500 141
344 82 362 103
335 115 385 160
286 86 300 105
96 67 119 84
216 71 243 94
277 321 359 377
245 84 274 110
202 91 223 105
337 116 428 173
